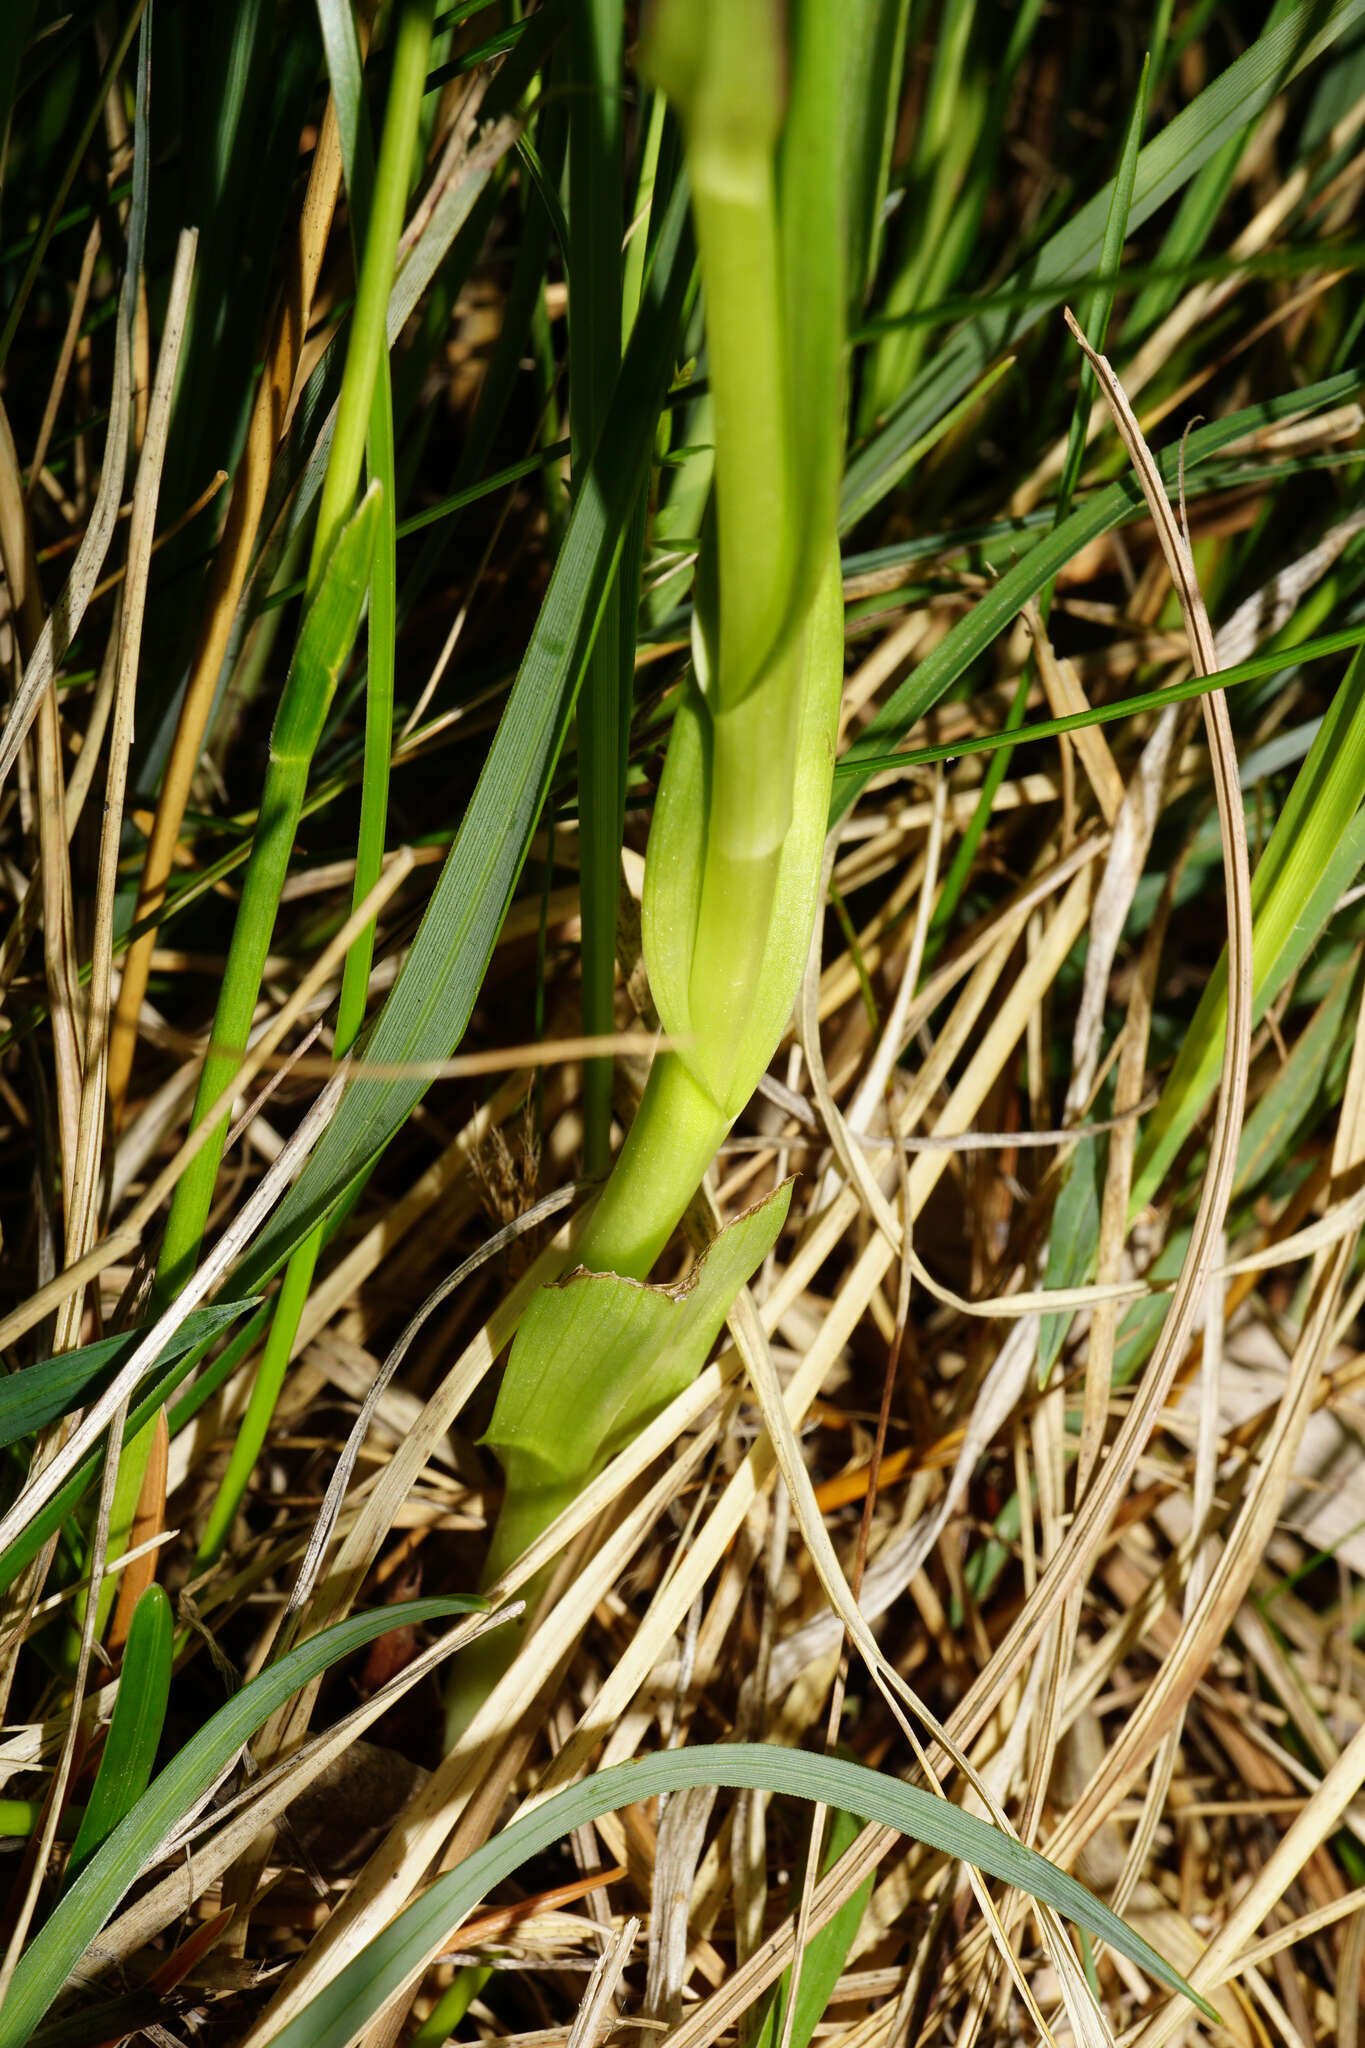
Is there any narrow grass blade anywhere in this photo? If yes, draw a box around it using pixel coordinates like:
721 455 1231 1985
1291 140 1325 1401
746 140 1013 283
237 17 543 668
568 0 627 1175
0 1302 254 1453
837 618 1365 780
201 0 431 1566
831 368 1363 820
308 0 431 592
312 0 368 198
62 1585 173 1886
752 1806 875 2048
1132 644 1365 1207
839 0 1365 530
154 483 382 1302
1037 1137 1102 1385
262 1744 1216 2048
0 1599 480 2048
1233 949 1362 1196
235 180 694 1292
841 0 912 318
0 1310 274 1598
857 0 982 428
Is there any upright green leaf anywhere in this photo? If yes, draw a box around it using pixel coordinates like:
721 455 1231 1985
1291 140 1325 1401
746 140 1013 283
568 0 629 1175
1132 645 1365 1206
64 1586 173 1886
235 180 695 1292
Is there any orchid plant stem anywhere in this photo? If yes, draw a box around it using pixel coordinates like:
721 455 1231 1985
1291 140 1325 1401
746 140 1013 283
449 0 850 1733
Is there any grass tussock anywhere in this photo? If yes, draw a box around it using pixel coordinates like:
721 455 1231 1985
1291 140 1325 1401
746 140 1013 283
1 3 1365 2046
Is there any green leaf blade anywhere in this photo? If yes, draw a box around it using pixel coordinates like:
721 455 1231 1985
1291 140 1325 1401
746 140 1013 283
64 1585 173 1886
235 182 695 1293
263 1744 1217 2048
0 1302 255 1454
0 1599 482 2048
839 0 1365 532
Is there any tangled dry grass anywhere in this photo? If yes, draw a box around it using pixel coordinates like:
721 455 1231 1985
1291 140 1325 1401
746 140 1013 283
2 4 1365 2046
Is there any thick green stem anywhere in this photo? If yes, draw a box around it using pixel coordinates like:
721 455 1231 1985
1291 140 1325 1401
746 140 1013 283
444 1473 579 1742
685 646 802 1093
446 1054 764 1747
652 0 791 703
574 1051 731 1279
446 1 851 1754
689 154 791 699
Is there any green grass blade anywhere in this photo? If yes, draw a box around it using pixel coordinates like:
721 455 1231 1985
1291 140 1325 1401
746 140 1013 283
194 1246 316 1570
395 164 553 628
0 1302 255 1453
233 179 695 1294
839 0 1365 531
922 669 1029 958
831 368 1363 820
337 371 399 1053
0 1306 276 1600
154 484 382 1303
857 0 980 427
836 619 1365 780
0 1599 481 2048
1233 950 1361 1196
840 0 912 319
63 1586 173 1886
569 0 628 1176
1038 1136 1102 1385
205 3 415 1569
753 1806 875 2048
264 1744 1217 2048
1125 126 1241 343
1132 643 1365 1206
1054 54 1149 528
239 2 543 654
312 0 369 202
308 0 433 592
980 651 1365 1373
